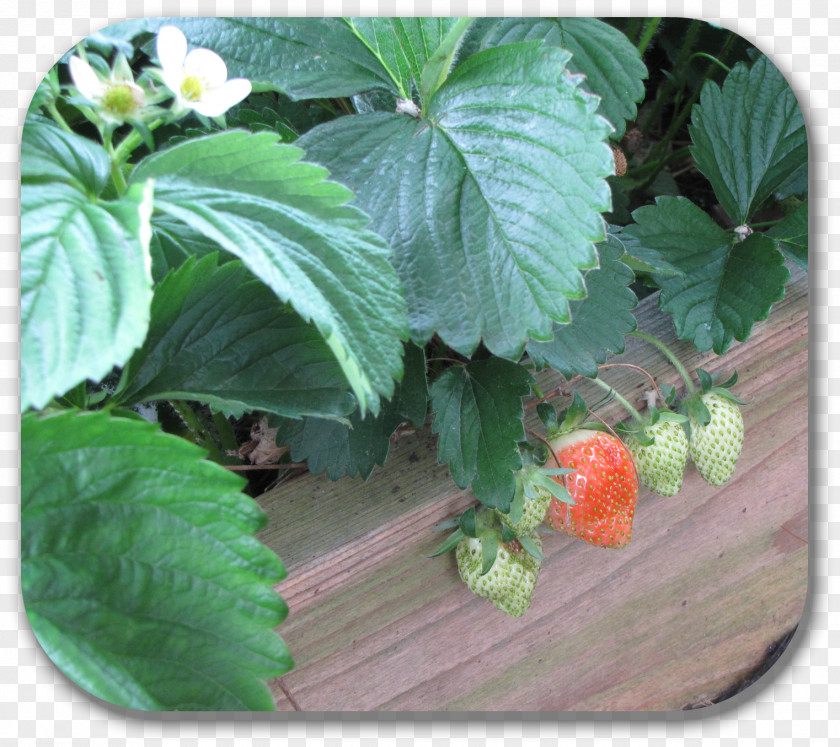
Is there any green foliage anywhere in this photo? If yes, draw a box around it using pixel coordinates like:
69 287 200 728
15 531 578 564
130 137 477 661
299 42 614 360
689 55 807 224
149 17 402 99
130 129 409 417
430 358 534 511
767 198 808 269
273 342 428 479
21 122 154 412
116 254 356 420
21 410 292 710
476 17 648 139
346 17 466 100
620 196 790 354
526 235 639 378
21 16 810 703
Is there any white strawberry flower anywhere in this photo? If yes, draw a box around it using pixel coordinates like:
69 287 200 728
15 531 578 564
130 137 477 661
68 55 146 122
156 25 251 117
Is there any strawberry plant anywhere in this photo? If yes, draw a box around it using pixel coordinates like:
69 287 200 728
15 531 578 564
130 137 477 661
21 17 806 706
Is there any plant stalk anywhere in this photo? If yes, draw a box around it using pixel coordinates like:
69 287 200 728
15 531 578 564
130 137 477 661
629 331 697 394
589 376 644 424
171 400 224 463
641 19 701 136
636 18 662 57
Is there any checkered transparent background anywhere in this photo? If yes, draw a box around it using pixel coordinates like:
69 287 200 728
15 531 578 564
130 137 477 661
3 0 837 741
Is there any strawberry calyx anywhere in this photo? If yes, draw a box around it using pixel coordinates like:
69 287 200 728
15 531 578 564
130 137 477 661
680 368 747 426
615 405 689 447
428 503 544 575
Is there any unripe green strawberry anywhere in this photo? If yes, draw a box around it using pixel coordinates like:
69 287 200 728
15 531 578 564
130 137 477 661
688 392 744 486
456 533 542 617
626 419 689 497
497 487 551 533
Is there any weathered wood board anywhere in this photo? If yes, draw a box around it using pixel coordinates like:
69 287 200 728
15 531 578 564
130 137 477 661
257 265 808 711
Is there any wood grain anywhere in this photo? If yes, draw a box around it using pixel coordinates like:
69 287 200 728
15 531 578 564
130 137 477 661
258 266 808 711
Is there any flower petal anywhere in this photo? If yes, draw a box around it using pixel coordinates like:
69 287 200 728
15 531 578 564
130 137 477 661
68 56 104 100
189 78 252 117
184 48 228 88
156 26 188 75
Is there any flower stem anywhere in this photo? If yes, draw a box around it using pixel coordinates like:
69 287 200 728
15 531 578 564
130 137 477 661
103 131 128 195
112 117 164 166
636 17 662 56
629 331 697 394
46 101 74 134
589 376 644 424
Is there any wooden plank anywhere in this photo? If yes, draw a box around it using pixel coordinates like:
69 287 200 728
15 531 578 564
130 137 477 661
258 265 807 711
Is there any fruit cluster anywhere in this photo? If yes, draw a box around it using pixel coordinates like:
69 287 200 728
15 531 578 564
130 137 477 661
432 361 746 618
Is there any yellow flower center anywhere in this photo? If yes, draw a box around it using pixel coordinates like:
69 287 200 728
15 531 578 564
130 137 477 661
180 75 206 101
102 84 141 116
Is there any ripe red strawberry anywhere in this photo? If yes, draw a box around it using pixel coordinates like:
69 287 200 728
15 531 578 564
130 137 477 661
543 429 639 548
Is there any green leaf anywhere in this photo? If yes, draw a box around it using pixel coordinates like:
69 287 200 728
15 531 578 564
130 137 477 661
478 17 648 139
299 42 614 360
130 130 409 417
273 341 428 479
21 120 111 195
766 198 808 269
117 254 356 421
83 18 150 57
419 17 474 104
21 175 154 412
21 410 292 711
430 357 534 511
688 54 807 224
147 216 229 283
622 196 790 354
393 341 430 428
613 224 686 278
526 234 638 379
149 17 400 99
346 18 465 100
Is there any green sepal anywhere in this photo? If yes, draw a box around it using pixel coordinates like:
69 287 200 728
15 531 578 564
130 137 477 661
696 368 714 393
529 468 575 505
656 409 690 424
558 391 589 433
660 383 677 406
479 531 499 576
505 476 525 527
426 527 466 557
694 367 747 404
684 396 712 427
459 506 478 538
500 525 517 544
430 516 462 532
708 386 749 406
717 370 739 389
537 467 577 477
625 424 656 447
516 533 544 561
536 401 559 435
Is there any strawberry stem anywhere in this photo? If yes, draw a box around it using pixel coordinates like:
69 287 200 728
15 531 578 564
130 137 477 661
598 362 663 401
590 377 645 424
629 331 697 394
